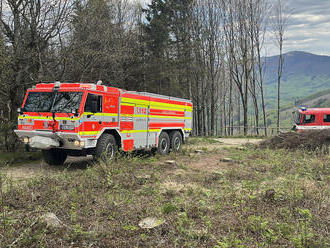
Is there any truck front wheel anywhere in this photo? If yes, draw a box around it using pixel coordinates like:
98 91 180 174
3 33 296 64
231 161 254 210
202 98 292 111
157 132 170 155
94 133 118 161
42 149 67 166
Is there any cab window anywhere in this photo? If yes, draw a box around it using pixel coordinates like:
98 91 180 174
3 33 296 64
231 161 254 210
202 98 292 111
323 114 330 123
293 111 302 125
84 94 102 113
303 114 315 124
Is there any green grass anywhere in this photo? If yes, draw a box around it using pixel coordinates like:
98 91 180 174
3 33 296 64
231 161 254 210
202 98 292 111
186 136 221 144
216 135 265 139
0 150 41 165
0 141 329 247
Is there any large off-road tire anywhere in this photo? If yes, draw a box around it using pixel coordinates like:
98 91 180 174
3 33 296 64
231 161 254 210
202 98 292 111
42 149 67 166
170 131 183 152
157 132 170 155
93 133 118 161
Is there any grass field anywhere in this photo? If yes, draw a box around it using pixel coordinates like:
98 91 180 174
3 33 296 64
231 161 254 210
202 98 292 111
0 137 329 247
0 150 41 165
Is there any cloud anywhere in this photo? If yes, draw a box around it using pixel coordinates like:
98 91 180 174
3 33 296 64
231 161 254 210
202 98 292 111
267 0 330 56
290 14 330 25
138 0 330 57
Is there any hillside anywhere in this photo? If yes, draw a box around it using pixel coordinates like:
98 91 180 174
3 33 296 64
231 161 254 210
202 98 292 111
264 51 330 107
296 88 330 108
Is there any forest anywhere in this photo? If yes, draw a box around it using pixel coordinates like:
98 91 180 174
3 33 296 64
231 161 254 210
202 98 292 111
0 0 287 150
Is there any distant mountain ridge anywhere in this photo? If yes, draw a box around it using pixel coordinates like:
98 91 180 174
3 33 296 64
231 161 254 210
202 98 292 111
264 51 330 106
265 51 330 83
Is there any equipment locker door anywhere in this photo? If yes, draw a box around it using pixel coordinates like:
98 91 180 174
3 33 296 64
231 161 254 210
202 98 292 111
134 104 149 149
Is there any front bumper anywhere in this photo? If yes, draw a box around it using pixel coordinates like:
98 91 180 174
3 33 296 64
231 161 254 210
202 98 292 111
14 130 96 150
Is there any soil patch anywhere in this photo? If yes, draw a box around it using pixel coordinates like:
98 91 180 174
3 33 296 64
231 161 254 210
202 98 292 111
260 130 330 150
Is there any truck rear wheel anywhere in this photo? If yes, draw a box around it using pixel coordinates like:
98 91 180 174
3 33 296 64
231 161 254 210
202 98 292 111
42 149 67 166
94 133 118 161
157 132 170 155
170 131 183 152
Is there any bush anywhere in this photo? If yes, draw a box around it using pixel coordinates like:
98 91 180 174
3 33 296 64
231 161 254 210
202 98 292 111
0 121 20 152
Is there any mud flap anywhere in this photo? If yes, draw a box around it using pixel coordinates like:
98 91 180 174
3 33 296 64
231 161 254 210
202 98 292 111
29 136 60 150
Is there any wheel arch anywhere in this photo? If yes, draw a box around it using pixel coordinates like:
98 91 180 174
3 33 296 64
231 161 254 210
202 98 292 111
101 129 122 149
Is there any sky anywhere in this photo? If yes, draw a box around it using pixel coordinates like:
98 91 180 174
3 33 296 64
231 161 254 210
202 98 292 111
3 0 329 57
139 0 330 57
269 0 330 56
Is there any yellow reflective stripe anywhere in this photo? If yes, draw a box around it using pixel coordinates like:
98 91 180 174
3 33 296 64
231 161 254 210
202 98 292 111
121 114 192 120
86 113 118 117
79 131 100 135
121 102 135 107
150 104 193 112
121 104 189 112
80 128 190 136
120 129 161 134
19 115 52 120
121 97 193 112
149 115 191 120
120 114 134 117
19 112 192 123
18 112 118 121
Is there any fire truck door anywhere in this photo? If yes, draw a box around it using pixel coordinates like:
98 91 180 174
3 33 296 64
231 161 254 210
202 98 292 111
134 104 149 148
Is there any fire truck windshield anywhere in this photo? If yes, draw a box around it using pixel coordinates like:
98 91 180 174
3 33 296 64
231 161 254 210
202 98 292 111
23 91 83 113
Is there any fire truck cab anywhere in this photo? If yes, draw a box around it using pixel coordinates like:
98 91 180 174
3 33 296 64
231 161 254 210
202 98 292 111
14 82 193 165
293 107 330 132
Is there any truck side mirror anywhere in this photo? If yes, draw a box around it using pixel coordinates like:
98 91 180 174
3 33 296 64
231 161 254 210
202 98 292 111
17 108 23 115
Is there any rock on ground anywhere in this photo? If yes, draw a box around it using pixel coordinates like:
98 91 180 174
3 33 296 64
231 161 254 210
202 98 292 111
138 217 165 229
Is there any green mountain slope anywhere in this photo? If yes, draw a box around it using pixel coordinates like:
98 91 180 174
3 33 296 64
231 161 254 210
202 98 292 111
264 51 330 108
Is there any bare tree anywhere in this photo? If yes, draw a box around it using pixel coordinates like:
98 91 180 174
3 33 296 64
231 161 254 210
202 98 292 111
254 0 269 136
249 0 270 136
0 0 71 119
222 0 251 135
273 0 290 133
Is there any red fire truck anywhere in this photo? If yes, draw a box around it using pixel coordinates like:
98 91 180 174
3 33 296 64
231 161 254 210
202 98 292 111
292 107 330 132
14 82 193 165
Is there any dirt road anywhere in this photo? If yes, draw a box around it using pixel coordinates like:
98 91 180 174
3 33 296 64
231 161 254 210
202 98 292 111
214 138 261 146
2 138 262 182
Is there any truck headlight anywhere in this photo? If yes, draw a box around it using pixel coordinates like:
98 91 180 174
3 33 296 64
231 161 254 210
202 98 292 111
74 140 80 146
80 141 85 148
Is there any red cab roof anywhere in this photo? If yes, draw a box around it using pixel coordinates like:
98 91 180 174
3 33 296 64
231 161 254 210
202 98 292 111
34 82 121 94
299 108 330 114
